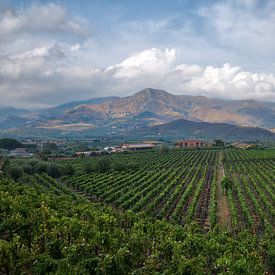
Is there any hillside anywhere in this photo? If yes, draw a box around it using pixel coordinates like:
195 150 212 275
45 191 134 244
0 107 30 121
136 119 275 141
0 88 275 140
56 88 275 128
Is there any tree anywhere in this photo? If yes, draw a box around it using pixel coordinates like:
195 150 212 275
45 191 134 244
43 142 58 152
60 164 75 176
83 162 94 174
46 164 61 178
8 166 24 180
96 158 111 173
214 140 225 147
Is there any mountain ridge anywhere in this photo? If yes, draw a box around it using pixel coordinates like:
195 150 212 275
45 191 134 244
139 118 275 141
0 88 274 140
51 88 274 128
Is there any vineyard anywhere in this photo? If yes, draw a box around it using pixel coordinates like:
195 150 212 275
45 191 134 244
224 149 275 232
1 173 272 274
65 150 217 228
1 148 275 274
64 148 275 232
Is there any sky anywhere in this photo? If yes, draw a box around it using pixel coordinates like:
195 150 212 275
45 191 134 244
0 0 275 108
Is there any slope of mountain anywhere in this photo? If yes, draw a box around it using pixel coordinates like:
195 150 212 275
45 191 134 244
0 88 274 141
40 96 119 117
136 119 275 141
55 88 275 129
0 107 32 130
0 107 30 121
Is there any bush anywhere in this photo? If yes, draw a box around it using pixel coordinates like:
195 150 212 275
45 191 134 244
96 158 111 173
83 163 95 174
46 164 61 178
60 164 75 176
8 166 24 180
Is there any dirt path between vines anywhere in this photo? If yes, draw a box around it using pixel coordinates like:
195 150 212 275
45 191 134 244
216 151 231 230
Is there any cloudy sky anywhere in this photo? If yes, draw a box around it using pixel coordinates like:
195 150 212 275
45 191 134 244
1 0 275 108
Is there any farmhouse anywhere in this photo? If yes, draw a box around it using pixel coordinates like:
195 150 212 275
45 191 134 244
176 140 207 148
122 143 156 150
231 142 254 149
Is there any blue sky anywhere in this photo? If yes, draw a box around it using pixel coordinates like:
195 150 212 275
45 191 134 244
0 0 275 107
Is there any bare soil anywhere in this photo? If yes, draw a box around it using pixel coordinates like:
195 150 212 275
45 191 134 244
216 151 231 230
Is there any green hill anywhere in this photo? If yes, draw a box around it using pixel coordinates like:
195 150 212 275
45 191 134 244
143 119 275 141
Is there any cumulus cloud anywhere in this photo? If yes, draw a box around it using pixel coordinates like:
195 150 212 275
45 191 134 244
0 3 90 43
0 1 274 108
102 48 275 101
0 49 103 108
182 64 275 100
1 46 274 108
105 48 176 78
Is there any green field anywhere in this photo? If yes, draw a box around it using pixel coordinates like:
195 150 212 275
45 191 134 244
64 149 274 232
1 148 274 274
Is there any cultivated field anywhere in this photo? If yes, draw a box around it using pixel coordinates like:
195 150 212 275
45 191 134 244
1 148 274 273
63 149 275 232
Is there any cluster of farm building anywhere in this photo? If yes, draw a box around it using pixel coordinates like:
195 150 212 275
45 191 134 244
0 138 256 160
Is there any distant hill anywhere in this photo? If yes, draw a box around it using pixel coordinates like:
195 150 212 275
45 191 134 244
45 88 275 129
0 138 23 150
40 96 119 117
0 107 30 121
138 119 275 141
0 107 32 130
0 88 275 140
134 111 161 119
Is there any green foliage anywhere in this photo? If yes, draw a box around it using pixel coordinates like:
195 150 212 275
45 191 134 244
96 157 112 173
4 159 75 179
0 178 270 274
46 164 61 178
214 139 225 147
8 166 24 180
160 144 169 153
221 177 232 193
2 148 274 274
60 163 75 176
43 142 58 152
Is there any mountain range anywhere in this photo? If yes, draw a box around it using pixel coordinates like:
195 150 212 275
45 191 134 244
0 88 275 141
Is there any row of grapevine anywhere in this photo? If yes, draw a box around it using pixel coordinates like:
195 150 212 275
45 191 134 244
65 149 218 227
224 149 275 232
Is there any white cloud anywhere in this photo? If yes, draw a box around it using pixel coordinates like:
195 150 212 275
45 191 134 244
104 49 275 101
198 0 275 58
0 3 90 43
0 47 275 108
182 63 275 100
0 1 275 108
105 48 176 78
